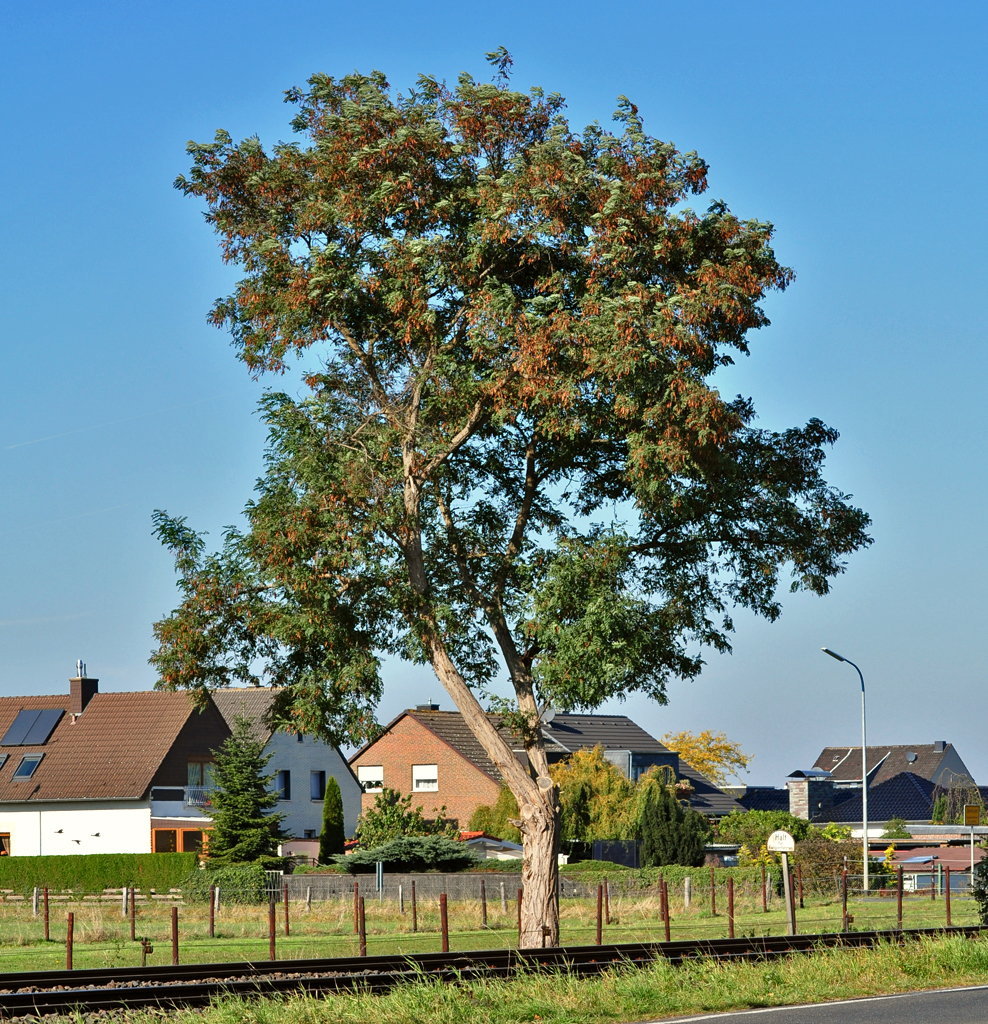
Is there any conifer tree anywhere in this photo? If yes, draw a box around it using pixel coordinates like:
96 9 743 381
640 782 708 867
207 716 287 863
318 775 346 861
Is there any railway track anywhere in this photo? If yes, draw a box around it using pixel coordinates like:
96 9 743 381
0 926 978 1017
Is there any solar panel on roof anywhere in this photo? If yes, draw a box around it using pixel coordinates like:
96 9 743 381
1 710 43 746
0 709 63 746
22 709 63 745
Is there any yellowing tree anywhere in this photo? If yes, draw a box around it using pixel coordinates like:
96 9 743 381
550 747 636 841
661 730 750 786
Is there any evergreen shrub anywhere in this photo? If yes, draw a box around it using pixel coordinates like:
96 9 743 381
336 836 479 873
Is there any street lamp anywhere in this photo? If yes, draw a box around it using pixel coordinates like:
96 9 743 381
822 648 869 893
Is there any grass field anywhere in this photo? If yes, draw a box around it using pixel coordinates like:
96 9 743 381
0 885 974 973
21 932 988 1024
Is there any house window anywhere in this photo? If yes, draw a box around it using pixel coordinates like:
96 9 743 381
358 765 383 793
0 833 9 855
187 761 213 787
311 771 326 800
153 829 177 853
276 770 291 800
181 830 203 853
412 764 438 791
12 755 43 780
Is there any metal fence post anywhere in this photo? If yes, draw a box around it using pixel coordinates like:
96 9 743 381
44 887 49 942
946 865 952 926
897 866 904 930
269 897 276 960
209 885 215 938
412 880 417 932
710 867 717 916
596 884 603 945
284 882 290 937
480 879 487 929
761 865 767 913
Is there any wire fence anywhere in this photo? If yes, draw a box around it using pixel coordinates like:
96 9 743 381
0 870 977 973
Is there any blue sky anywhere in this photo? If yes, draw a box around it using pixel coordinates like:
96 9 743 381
1 2 985 785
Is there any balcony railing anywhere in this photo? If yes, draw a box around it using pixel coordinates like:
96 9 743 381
184 786 213 808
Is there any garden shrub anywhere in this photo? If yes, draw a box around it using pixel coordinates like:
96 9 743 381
183 861 268 903
0 853 197 895
336 836 480 873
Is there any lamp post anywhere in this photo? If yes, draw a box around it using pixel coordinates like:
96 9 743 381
822 648 869 893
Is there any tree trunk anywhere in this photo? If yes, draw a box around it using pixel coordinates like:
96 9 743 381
424 637 560 946
519 782 560 947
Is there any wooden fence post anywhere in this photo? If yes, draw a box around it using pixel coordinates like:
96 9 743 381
480 879 487 929
269 898 276 961
284 882 290 937
412 880 417 933
66 912 73 970
662 880 671 942
710 867 717 916
358 897 366 956
440 893 449 952
596 884 603 945
354 881 359 934
44 887 50 942
171 905 179 966
517 887 523 945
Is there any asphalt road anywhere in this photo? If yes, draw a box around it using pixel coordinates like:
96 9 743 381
658 986 988 1023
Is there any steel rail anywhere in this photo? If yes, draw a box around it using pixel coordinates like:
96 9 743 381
0 926 979 1017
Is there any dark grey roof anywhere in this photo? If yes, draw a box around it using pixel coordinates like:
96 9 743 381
738 787 791 813
540 714 673 755
813 772 936 823
676 761 746 819
813 744 969 787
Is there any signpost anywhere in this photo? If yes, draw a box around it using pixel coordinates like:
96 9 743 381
767 830 796 936
965 805 980 884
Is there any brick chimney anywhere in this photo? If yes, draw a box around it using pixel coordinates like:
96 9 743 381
69 660 98 713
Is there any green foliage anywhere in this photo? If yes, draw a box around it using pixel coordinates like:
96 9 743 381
207 715 287 863
931 794 948 825
0 853 197 895
468 788 521 843
336 836 480 873
639 783 709 867
820 822 854 842
551 747 637 841
356 787 458 848
319 776 346 861
972 853 988 925
717 810 811 850
881 817 911 840
183 861 268 903
155 56 871 756
793 833 859 879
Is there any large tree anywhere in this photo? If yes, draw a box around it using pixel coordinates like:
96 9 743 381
153 51 871 944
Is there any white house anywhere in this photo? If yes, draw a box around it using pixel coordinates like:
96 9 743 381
211 688 362 842
0 670 231 857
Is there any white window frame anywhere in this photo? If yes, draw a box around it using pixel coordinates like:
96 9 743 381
412 764 439 792
358 765 384 793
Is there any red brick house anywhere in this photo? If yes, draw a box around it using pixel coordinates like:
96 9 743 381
348 702 742 828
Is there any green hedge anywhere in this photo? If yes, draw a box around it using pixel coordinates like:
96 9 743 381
183 862 267 904
0 853 198 894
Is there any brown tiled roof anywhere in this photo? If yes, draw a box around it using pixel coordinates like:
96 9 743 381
812 744 970 787
0 691 203 802
211 687 278 744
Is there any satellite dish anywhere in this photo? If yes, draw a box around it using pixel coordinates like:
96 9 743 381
541 708 556 724
906 751 917 763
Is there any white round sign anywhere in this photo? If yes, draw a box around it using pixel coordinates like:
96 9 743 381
766 829 795 853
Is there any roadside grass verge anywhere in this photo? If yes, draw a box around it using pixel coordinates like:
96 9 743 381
65 933 988 1024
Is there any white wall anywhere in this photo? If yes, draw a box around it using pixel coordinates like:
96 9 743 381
0 802 151 856
265 733 362 839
